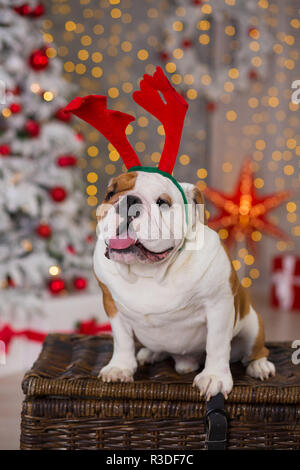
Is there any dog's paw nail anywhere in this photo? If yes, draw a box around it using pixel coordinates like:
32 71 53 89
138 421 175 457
246 359 275 382
193 371 233 401
99 365 134 383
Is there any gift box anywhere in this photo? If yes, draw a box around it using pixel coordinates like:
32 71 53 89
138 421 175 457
20 334 300 450
0 294 108 377
271 255 300 311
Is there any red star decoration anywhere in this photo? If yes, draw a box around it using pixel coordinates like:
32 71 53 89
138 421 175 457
204 158 291 252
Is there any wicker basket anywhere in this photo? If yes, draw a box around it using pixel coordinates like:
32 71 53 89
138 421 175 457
20 334 300 450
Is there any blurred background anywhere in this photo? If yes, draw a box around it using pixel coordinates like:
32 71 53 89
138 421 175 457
0 0 300 377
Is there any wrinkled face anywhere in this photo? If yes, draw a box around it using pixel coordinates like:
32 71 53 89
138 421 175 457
96 172 188 265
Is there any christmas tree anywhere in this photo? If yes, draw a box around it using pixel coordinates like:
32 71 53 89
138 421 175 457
0 1 94 320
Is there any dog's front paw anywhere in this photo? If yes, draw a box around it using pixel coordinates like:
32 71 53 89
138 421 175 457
99 364 134 383
193 369 233 400
246 357 275 381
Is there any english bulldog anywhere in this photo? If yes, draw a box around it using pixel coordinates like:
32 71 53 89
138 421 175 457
93 170 275 400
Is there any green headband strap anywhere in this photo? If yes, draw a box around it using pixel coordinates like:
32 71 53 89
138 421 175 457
128 166 188 224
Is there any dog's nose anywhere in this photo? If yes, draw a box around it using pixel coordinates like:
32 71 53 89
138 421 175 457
126 195 142 218
117 195 142 236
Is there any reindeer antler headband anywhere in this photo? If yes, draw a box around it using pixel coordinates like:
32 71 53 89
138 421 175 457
64 66 189 220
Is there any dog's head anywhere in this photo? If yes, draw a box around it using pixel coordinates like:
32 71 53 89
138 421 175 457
96 171 206 265
64 66 206 266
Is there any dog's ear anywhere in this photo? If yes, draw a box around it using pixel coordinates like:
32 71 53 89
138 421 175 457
193 183 207 225
180 182 207 226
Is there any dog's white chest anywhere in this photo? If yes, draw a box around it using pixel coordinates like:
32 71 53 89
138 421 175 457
118 298 208 355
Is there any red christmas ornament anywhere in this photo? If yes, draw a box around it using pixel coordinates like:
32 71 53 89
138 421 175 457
31 3 45 17
73 277 88 290
206 101 217 112
67 245 76 254
14 3 45 17
182 38 193 48
10 103 22 113
0 145 11 156
56 155 77 167
204 158 291 252
192 0 203 5
14 4 31 16
159 51 170 62
49 278 65 295
6 86 21 96
29 48 49 72
7 276 15 288
55 107 72 122
249 69 258 81
13 86 21 95
36 223 52 238
25 119 40 137
50 186 67 202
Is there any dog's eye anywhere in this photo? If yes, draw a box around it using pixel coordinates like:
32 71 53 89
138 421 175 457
105 190 115 201
156 197 170 208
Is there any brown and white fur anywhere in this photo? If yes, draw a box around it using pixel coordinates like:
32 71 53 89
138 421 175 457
93 171 275 400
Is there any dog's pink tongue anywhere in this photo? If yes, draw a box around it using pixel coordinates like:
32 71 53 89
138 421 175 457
109 236 136 250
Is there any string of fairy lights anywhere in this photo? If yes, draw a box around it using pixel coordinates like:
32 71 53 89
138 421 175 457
44 0 299 289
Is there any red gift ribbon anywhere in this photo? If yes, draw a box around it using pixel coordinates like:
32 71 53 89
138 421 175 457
0 320 112 352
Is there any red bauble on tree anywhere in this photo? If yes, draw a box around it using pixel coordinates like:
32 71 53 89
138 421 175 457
55 107 72 122
73 277 88 291
8 86 21 95
36 223 52 238
14 4 31 16
25 119 40 137
49 278 65 295
50 186 67 202
31 3 45 17
56 155 77 167
7 276 15 288
29 47 49 72
182 38 193 48
0 145 11 156
10 103 22 114
66 245 76 254
14 3 44 17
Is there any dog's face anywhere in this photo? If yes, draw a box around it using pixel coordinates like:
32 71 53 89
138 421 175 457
96 171 206 265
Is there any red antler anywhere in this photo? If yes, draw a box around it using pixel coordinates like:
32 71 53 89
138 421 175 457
64 95 141 169
133 66 188 174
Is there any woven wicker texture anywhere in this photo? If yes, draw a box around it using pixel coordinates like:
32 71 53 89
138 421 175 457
20 334 300 450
